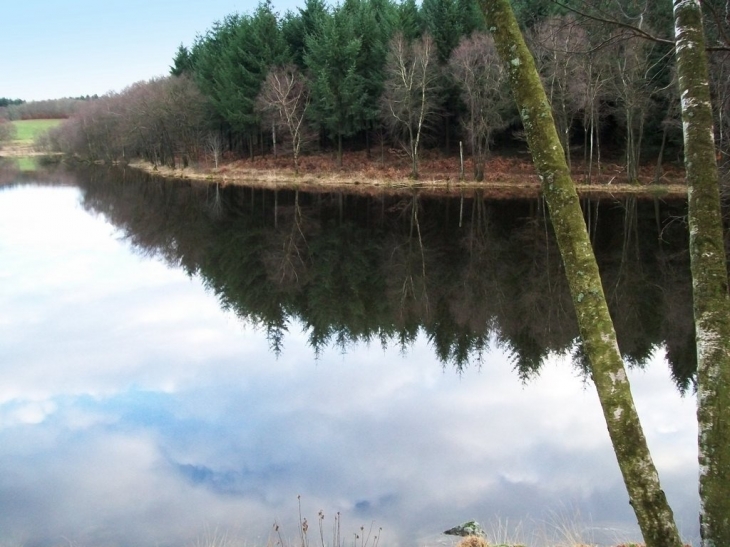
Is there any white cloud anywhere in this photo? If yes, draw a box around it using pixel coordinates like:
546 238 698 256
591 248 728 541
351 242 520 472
0 184 700 547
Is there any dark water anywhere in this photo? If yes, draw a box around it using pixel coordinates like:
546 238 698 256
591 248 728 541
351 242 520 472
0 164 701 546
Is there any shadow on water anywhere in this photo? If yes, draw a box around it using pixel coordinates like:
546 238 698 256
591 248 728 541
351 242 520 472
65 165 700 394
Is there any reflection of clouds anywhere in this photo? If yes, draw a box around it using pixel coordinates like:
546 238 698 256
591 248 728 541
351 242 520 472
0 400 58 426
0 186 700 547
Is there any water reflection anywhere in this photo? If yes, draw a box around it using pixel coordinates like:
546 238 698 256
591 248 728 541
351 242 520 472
0 167 700 547
77 167 697 389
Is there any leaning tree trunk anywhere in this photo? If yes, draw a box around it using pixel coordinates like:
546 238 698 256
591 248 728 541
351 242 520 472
477 2 683 546
673 2 730 545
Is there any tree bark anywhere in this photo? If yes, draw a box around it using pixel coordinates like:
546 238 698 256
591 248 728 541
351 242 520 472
477 2 683 546
672 2 730 545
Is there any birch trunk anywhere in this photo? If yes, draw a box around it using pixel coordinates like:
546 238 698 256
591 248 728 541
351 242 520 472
673 2 730 545
477 2 682 546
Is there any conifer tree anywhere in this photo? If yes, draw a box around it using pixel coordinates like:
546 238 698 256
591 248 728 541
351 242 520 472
170 44 193 76
396 0 423 41
344 0 398 152
282 0 328 69
304 5 365 166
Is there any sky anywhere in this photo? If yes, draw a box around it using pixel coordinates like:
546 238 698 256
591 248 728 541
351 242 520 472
0 178 701 546
2 0 302 102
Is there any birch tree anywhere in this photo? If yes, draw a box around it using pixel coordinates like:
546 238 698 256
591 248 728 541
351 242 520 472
477 1 683 545
608 28 660 182
530 15 589 171
672 1 730 544
382 32 440 179
709 51 730 167
257 65 311 174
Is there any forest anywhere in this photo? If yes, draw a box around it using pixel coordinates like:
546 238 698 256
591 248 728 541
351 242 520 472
38 0 730 183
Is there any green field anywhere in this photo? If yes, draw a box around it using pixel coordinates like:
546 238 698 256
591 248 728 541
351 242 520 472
11 119 62 143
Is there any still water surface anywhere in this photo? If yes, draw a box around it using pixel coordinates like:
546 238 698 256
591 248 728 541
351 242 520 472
0 166 700 546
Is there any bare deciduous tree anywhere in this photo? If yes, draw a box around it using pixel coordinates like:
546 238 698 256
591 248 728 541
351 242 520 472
206 132 223 168
710 51 730 175
257 65 311 174
607 27 663 182
448 32 510 181
529 15 589 171
0 118 16 148
44 75 209 167
382 32 440 179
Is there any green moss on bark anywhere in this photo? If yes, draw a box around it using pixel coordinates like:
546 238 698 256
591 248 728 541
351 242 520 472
479 2 683 546
673 1 730 545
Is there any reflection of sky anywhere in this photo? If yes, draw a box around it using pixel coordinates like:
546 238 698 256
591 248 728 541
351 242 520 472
0 185 700 547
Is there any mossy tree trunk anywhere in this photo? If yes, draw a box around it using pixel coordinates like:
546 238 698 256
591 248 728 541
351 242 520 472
673 2 730 545
477 2 683 546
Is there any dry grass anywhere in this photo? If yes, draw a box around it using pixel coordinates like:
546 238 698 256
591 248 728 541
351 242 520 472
456 536 491 547
0 142 51 157
128 148 688 201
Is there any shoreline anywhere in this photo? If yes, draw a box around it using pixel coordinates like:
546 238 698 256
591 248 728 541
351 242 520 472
0 149 689 200
0 143 58 157
127 159 689 200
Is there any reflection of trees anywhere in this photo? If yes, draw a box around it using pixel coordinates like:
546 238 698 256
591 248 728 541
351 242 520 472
0 161 78 190
75 167 697 388
263 191 312 288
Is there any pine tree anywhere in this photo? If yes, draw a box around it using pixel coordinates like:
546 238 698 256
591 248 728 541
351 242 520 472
189 2 290 157
304 5 365 166
170 44 193 76
344 0 398 151
282 0 328 69
395 0 423 41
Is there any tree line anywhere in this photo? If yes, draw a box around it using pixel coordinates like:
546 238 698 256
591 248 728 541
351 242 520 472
42 0 730 182
0 97 95 121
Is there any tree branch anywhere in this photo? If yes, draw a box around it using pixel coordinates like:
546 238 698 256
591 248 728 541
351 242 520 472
550 0 730 51
550 0 674 46
700 0 730 49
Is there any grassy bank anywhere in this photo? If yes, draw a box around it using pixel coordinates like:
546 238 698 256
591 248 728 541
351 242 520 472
11 119 62 143
0 119 62 158
128 151 688 200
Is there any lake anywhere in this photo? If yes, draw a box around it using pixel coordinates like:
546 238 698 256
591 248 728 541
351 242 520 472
0 163 700 547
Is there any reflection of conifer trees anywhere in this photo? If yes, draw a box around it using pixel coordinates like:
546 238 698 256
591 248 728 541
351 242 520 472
74 167 698 389
586 198 696 391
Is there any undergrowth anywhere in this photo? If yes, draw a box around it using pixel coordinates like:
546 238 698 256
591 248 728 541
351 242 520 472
268 496 381 547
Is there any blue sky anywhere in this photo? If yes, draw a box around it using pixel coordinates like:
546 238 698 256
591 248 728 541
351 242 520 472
2 0 302 102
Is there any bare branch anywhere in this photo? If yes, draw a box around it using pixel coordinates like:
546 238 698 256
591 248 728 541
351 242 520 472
550 0 674 46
